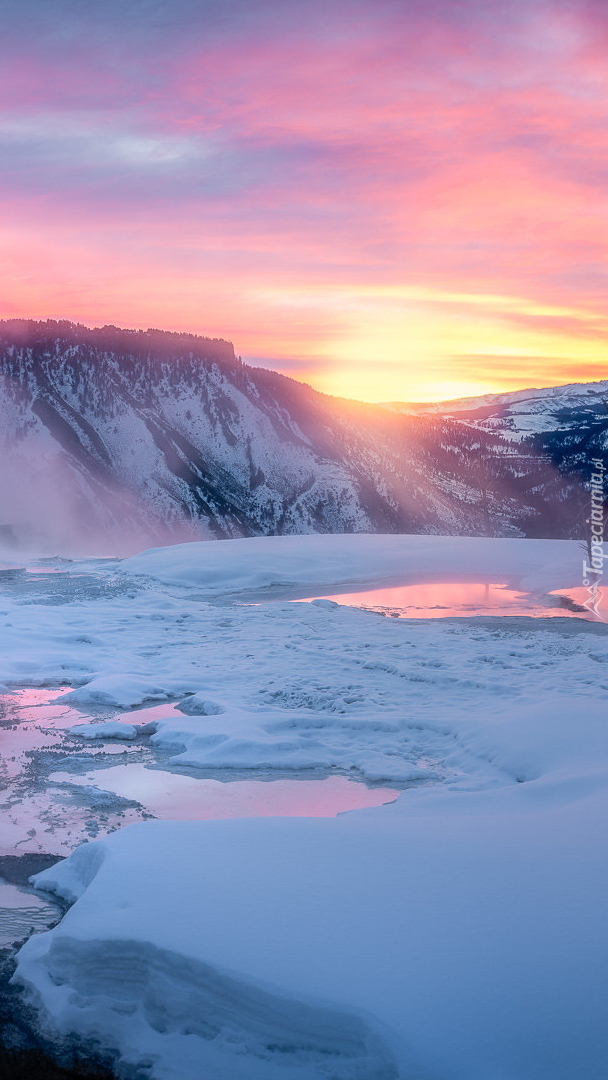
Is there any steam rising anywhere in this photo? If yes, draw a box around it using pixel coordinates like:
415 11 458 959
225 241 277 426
0 436 202 559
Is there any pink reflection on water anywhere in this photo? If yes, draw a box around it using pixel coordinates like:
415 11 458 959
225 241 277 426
0 689 84 779
1 689 399 855
549 586 604 621
1 687 89 726
303 582 596 619
48 764 398 820
0 688 140 779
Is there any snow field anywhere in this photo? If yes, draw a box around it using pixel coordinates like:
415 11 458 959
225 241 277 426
16 778 608 1080
2 535 607 1079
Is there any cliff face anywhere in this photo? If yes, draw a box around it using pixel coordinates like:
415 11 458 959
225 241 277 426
0 320 597 553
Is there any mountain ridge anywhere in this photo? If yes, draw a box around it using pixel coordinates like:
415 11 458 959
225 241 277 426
380 377 608 415
0 320 604 554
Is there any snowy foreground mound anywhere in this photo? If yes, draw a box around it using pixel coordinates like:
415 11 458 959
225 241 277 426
5 535 608 1079
16 771 608 1080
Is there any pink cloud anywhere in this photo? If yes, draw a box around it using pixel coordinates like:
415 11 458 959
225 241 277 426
1 0 608 399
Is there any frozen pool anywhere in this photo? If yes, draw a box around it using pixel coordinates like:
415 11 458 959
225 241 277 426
0 689 399 858
300 581 599 619
46 765 398 822
0 551 598 869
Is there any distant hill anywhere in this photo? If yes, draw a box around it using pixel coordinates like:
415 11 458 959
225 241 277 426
381 378 608 434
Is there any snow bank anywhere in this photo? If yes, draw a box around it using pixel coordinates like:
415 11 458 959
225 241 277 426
59 675 180 708
120 534 582 595
176 694 226 716
140 686 608 787
16 761 608 1080
70 721 139 741
144 684 467 783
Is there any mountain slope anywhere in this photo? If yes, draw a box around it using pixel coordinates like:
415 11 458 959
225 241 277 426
0 321 601 553
383 382 608 537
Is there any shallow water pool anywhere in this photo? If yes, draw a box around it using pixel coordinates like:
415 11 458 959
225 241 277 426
301 581 600 619
0 689 399 858
47 764 398 821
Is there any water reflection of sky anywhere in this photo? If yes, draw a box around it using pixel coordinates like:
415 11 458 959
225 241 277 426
301 582 598 620
0 688 399 857
47 766 398 821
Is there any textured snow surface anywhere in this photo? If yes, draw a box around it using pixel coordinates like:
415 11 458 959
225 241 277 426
70 721 138 740
0 536 594 785
4 534 608 1079
61 675 176 708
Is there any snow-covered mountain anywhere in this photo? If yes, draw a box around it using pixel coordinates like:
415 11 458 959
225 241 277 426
382 379 608 440
0 320 602 552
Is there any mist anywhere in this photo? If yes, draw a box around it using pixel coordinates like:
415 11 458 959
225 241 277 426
0 438 204 560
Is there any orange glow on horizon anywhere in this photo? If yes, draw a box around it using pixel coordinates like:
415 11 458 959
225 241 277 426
2 1 608 403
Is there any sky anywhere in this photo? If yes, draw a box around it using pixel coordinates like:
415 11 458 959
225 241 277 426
1 0 608 402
